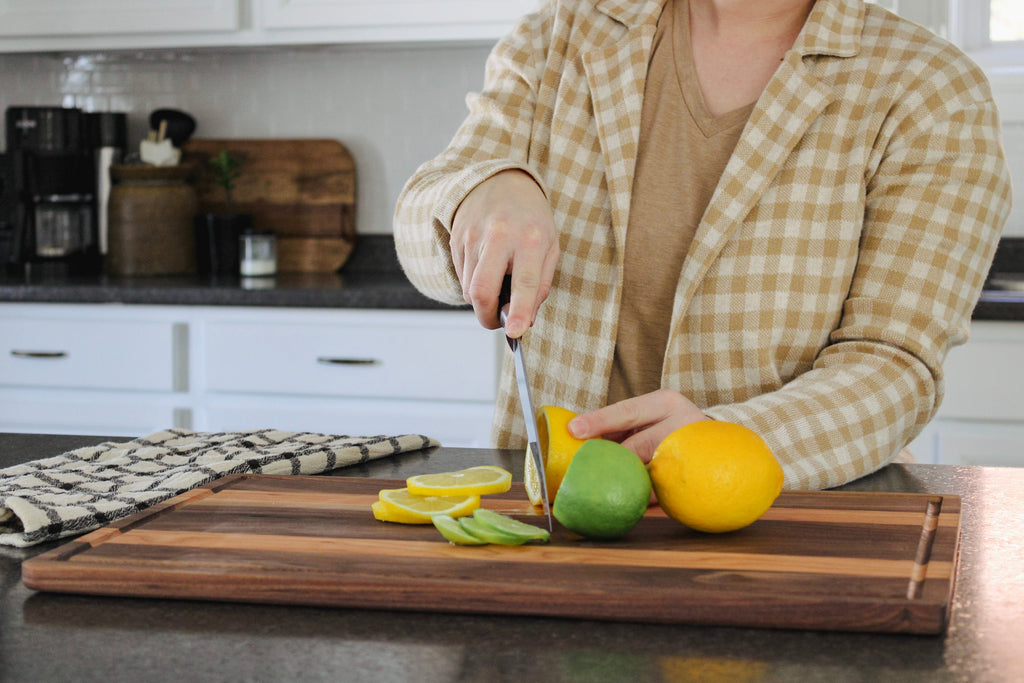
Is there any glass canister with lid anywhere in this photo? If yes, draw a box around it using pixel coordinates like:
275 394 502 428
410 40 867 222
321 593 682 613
107 163 197 276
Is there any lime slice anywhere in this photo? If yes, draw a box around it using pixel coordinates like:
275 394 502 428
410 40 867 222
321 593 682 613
472 508 549 543
433 514 489 545
458 516 529 546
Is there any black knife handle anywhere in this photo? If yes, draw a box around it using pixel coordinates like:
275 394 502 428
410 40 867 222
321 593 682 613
498 274 516 350
498 274 512 315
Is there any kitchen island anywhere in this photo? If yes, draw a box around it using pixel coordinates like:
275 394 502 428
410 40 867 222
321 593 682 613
1 432 1021 682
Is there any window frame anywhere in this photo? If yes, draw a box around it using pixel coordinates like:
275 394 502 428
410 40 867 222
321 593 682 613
892 0 1024 69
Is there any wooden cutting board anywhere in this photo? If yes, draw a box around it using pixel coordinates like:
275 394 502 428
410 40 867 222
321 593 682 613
181 139 356 272
22 474 961 634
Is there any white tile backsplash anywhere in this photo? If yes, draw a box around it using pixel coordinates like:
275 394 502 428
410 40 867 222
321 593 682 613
0 44 492 235
2 44 1023 238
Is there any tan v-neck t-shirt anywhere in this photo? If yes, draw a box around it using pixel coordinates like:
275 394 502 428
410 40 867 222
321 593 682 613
608 0 755 405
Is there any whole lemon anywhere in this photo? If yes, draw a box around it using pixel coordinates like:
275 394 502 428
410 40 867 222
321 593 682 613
552 439 652 539
648 421 784 533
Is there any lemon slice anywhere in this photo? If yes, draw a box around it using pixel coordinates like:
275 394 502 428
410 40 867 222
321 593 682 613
375 488 480 524
406 465 512 497
371 501 396 522
525 405 587 506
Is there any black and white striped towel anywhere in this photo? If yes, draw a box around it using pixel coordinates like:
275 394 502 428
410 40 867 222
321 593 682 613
0 428 438 547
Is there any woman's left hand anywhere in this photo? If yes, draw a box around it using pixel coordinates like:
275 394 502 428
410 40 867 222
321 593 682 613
568 389 709 462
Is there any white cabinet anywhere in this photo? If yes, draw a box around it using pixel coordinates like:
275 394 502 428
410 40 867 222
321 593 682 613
0 316 184 391
259 0 536 43
0 392 182 437
203 316 495 401
0 0 240 37
204 396 495 450
907 321 1024 466
0 303 501 447
0 305 188 436
0 0 537 52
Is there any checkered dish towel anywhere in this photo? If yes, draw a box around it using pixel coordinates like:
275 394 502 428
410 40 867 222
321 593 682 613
0 429 438 547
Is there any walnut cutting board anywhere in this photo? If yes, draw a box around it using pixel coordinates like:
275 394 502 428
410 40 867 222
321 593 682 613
181 139 356 272
22 475 962 634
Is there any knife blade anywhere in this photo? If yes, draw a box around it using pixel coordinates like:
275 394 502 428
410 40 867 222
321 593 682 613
498 276 553 531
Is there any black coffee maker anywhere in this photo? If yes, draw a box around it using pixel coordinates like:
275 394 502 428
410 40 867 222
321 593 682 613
1 106 123 273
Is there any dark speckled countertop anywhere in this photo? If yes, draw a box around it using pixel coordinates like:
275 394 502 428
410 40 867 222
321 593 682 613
0 235 463 311
971 237 1024 321
2 235 1023 320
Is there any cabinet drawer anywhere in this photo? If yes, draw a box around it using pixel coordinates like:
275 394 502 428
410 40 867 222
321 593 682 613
0 317 180 391
0 391 180 436
204 319 497 401
203 396 494 448
939 337 1024 420
0 0 240 38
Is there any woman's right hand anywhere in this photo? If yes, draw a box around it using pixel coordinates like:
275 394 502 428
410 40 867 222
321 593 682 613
450 169 560 338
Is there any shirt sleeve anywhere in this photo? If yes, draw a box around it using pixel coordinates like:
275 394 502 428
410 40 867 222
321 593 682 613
706 73 1012 490
393 3 553 306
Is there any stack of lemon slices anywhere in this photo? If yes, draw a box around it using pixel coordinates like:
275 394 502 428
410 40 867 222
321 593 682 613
372 465 550 545
372 465 511 523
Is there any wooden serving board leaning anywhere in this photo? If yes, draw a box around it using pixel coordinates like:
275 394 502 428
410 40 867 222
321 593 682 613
181 138 356 273
22 474 962 634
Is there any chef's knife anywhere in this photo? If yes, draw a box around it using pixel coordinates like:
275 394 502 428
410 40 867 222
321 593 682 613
498 276 553 531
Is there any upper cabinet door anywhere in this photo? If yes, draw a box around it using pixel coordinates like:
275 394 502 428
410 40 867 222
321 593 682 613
0 0 535 52
0 0 241 37
258 0 537 42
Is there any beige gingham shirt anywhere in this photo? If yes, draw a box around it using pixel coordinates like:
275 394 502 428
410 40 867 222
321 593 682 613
393 0 1012 490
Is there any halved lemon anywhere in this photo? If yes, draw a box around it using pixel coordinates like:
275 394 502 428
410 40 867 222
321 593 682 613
525 405 587 506
375 488 480 524
406 465 512 497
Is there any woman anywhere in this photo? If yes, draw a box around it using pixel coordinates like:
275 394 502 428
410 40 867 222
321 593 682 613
393 0 1012 489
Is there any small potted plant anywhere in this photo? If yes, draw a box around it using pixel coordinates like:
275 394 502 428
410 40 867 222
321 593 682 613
210 150 243 214
194 150 253 277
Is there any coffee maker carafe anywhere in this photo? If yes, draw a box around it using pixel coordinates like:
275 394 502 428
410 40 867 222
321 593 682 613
4 106 102 272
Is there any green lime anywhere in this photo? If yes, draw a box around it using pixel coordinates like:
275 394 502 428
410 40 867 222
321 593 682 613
432 514 488 545
458 515 529 545
472 508 550 542
552 439 652 539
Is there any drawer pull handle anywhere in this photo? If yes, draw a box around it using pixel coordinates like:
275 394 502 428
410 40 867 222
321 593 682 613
11 350 68 359
316 356 381 366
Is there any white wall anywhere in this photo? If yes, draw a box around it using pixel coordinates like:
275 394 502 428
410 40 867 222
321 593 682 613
0 44 493 235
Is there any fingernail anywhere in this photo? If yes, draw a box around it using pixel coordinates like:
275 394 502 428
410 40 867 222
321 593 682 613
568 417 586 438
506 320 523 337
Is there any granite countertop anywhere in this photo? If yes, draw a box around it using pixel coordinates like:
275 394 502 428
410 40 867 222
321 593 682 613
1 432 1022 682
0 235 462 311
2 234 1023 320
973 236 1024 321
